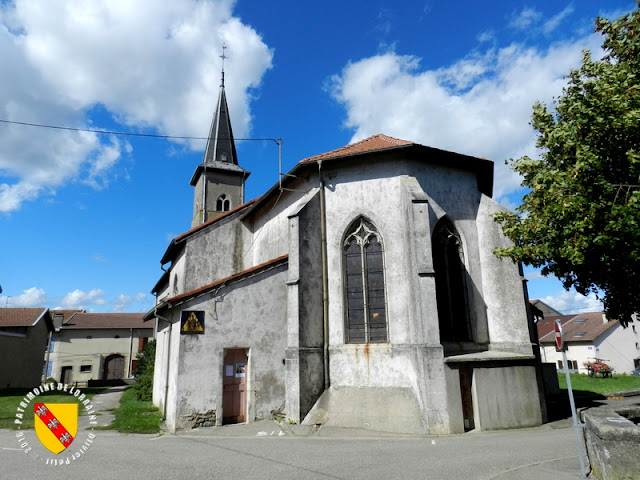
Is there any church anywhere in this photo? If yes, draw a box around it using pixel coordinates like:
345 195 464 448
145 67 545 434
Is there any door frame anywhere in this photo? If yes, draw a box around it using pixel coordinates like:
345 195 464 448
222 348 249 424
60 366 72 384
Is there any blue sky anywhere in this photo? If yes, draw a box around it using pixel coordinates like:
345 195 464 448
0 0 635 314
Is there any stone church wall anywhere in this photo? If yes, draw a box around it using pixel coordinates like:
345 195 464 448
173 263 288 429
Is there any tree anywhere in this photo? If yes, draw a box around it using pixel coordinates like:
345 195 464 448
133 340 155 401
494 3 640 326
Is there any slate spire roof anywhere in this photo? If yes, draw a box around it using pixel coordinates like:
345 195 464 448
190 50 247 186
202 80 238 167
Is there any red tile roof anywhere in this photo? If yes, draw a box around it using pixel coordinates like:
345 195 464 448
167 254 289 305
62 312 149 329
0 308 49 327
146 255 289 321
536 314 575 340
174 198 259 243
301 134 413 163
539 312 618 343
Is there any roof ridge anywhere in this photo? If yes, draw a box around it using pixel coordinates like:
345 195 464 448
174 197 259 242
301 133 413 163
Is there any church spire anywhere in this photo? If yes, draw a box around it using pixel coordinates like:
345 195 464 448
190 44 249 228
202 44 237 166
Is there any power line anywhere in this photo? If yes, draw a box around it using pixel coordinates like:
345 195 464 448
0 118 278 143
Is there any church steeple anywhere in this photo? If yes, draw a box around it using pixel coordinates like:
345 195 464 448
190 44 250 228
202 45 237 166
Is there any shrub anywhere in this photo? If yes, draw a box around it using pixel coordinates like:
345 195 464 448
133 340 155 401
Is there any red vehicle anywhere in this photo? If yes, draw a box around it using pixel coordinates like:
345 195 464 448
584 358 613 378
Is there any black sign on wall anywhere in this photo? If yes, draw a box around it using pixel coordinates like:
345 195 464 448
180 310 205 334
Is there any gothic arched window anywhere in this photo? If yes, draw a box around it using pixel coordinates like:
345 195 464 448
343 217 388 343
216 194 230 212
432 218 472 342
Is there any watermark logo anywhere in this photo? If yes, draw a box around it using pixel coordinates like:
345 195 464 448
14 383 97 465
34 403 78 454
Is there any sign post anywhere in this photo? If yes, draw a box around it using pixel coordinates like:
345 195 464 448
556 319 587 478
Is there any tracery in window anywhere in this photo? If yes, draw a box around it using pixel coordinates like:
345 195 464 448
343 217 388 343
432 218 472 342
216 194 230 212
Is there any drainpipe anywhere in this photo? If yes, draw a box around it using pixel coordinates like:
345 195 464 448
127 328 134 378
155 311 172 421
43 330 53 380
318 161 330 390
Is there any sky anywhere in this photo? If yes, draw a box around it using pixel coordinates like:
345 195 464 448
0 0 635 315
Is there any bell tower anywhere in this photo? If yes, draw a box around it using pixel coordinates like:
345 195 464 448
190 45 250 228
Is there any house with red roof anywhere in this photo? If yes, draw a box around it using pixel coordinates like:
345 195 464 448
46 311 153 385
538 311 640 374
0 308 53 389
145 67 544 434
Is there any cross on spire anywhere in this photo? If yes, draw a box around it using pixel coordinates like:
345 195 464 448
220 43 227 87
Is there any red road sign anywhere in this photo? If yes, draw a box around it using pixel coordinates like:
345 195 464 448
554 319 564 352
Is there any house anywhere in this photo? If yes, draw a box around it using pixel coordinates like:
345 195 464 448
538 311 640 374
145 68 544 434
0 308 53 389
46 311 153 385
530 299 563 319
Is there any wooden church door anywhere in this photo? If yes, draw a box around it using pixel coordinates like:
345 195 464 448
223 349 248 424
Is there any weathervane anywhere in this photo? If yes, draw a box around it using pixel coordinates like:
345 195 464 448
220 43 227 87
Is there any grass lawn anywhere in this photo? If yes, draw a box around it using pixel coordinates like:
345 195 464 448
95 386 162 434
557 372 640 395
0 386 106 430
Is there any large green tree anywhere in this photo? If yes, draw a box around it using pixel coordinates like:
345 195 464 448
494 3 640 326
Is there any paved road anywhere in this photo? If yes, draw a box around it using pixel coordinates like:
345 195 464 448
0 420 586 480
1 387 637 480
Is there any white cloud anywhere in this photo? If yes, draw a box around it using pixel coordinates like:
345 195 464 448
543 5 575 35
1 286 47 307
541 290 603 315
92 253 109 263
111 294 133 312
111 292 149 312
508 7 542 31
61 288 106 309
0 0 273 212
328 33 602 203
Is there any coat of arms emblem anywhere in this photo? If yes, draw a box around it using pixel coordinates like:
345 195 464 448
34 403 78 454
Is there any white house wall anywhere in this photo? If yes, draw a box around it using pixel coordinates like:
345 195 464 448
596 324 640 373
541 323 640 374
49 328 151 384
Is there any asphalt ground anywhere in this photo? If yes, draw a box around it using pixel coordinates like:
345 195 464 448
1 387 638 480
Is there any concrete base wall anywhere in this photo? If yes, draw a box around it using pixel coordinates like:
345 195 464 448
302 385 427 434
474 365 543 430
